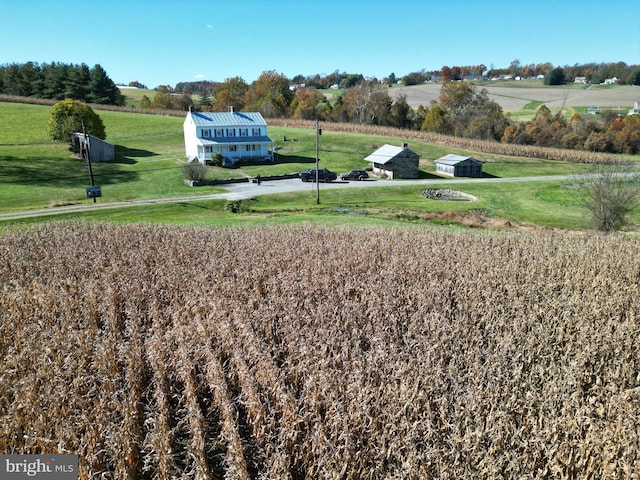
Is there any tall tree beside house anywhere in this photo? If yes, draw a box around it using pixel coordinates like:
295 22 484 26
48 99 106 142
213 76 248 111
198 88 214 110
244 71 293 117
174 92 194 111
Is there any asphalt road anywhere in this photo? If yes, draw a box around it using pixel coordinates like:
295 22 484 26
0 175 579 221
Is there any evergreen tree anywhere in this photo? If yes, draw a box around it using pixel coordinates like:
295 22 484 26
545 67 565 85
88 64 122 104
65 63 91 101
42 63 68 100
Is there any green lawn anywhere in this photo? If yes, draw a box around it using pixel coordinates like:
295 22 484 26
118 87 157 108
1 101 638 231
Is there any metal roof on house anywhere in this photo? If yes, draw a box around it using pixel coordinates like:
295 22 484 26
364 144 413 164
435 154 481 166
187 111 267 127
196 136 273 146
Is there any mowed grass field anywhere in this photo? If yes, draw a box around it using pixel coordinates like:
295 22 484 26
0 100 638 230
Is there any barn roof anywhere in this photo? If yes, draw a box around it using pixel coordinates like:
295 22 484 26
365 144 416 164
435 154 482 166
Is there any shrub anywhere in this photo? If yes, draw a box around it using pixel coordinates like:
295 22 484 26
183 160 208 182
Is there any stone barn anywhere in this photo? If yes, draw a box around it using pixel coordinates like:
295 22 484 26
364 144 420 179
435 154 483 178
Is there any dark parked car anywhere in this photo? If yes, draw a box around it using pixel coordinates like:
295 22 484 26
340 169 369 181
299 168 337 182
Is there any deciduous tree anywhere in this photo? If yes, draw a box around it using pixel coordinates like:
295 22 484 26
47 98 106 142
420 105 449 134
439 82 509 140
244 71 293 117
341 82 391 125
150 85 175 109
569 162 640 231
213 76 248 111
292 87 324 120
139 95 152 109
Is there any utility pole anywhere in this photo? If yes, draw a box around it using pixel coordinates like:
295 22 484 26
82 121 97 203
315 118 321 204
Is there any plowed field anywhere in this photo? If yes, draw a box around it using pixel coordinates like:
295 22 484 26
390 82 640 111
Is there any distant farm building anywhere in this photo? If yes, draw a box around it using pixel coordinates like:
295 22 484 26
574 77 587 84
364 144 420 179
71 133 115 162
435 154 483 178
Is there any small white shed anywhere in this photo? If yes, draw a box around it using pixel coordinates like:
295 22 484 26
71 133 115 162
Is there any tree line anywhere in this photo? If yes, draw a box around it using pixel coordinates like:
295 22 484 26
5 60 639 155
0 62 124 105
159 70 639 155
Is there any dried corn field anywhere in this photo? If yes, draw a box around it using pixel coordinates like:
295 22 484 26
269 118 622 164
1 222 639 479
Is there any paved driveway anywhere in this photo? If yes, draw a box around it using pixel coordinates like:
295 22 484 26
0 175 580 221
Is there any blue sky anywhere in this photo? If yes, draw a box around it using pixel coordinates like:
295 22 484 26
1 0 638 88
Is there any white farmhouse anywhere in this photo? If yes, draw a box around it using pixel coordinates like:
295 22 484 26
183 107 273 166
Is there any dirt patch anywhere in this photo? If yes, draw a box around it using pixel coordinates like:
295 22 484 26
419 210 540 232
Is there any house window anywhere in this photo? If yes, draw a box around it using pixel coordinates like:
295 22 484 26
245 144 256 152
201 129 211 137
226 128 236 137
252 127 261 136
214 128 223 137
239 128 248 137
229 145 237 152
